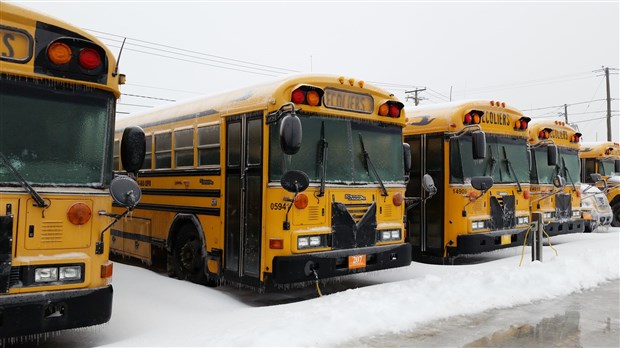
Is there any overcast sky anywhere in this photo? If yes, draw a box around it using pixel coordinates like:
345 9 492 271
12 0 619 141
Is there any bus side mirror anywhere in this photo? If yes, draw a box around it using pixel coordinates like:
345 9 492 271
402 143 412 177
280 113 302 155
553 175 565 188
590 173 607 191
590 173 602 182
471 176 494 191
281 170 310 193
121 126 146 177
615 159 620 173
109 176 142 209
472 130 486 160
547 144 558 166
422 174 437 196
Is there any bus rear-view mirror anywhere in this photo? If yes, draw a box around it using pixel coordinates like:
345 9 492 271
422 174 437 196
403 143 412 176
471 176 494 191
553 175 566 188
110 176 141 209
280 112 302 155
121 126 146 177
280 170 310 193
472 130 486 160
547 144 558 166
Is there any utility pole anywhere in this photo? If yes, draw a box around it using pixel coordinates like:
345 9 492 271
405 88 426 106
564 104 568 123
595 66 618 141
604 67 612 141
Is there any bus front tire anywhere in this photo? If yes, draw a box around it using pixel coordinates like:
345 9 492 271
171 225 208 285
612 202 620 227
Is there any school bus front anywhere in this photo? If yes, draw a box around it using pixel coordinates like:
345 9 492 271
580 142 620 227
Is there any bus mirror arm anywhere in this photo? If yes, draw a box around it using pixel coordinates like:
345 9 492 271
96 208 130 254
282 186 299 231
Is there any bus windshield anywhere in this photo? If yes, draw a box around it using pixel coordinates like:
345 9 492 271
269 113 404 184
0 79 113 187
450 134 529 184
559 149 580 186
600 159 617 176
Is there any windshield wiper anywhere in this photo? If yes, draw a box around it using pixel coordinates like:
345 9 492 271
358 134 388 197
484 145 497 177
561 157 577 192
0 152 48 207
502 146 522 192
317 122 328 197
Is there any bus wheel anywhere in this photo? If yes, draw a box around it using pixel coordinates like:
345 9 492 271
612 202 620 227
172 225 208 285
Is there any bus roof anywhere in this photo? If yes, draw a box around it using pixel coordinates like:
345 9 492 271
1 3 120 96
579 141 620 159
116 73 402 131
403 99 529 137
528 119 582 149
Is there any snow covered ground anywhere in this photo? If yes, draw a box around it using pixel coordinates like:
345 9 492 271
6 228 619 347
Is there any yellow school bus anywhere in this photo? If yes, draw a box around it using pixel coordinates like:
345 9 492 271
404 100 531 260
527 120 585 235
112 74 412 288
579 142 620 226
0 3 142 337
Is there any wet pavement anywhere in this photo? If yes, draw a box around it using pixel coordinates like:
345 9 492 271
342 279 619 347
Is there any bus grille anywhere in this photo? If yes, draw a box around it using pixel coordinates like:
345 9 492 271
41 221 63 244
489 195 516 229
307 206 320 222
345 203 372 223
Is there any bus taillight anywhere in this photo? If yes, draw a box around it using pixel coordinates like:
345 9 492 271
463 111 482 125
48 42 72 65
514 117 530 131
291 86 324 106
79 48 102 70
379 101 403 118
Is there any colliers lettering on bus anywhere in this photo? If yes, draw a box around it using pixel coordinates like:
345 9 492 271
480 112 511 127
548 129 569 140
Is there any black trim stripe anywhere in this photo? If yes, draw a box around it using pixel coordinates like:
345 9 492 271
137 168 221 177
133 203 220 216
111 229 165 247
142 188 221 197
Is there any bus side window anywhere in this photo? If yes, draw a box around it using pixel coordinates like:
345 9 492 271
155 132 172 169
198 125 220 167
142 134 152 170
113 139 120 171
175 128 194 168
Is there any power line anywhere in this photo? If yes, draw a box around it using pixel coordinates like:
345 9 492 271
89 28 298 74
122 93 176 102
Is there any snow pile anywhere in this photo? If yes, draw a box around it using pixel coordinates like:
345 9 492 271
99 230 619 347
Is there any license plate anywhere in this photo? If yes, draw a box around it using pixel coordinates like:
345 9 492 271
0 27 33 63
348 254 366 269
500 234 511 245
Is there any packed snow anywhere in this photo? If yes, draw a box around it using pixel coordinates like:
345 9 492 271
9 228 620 347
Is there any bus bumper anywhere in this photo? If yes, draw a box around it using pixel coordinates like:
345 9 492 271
544 219 585 236
449 227 528 256
271 243 411 284
0 285 113 338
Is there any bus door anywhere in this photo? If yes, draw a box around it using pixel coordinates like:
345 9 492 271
406 134 445 258
224 113 263 283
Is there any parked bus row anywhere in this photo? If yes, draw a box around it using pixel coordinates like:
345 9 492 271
2 2 618 339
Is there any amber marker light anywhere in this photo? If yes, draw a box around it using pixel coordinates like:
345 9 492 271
294 193 309 209
67 202 92 225
378 103 389 116
306 90 321 106
269 238 284 249
523 190 531 199
101 261 113 278
48 42 72 65
393 192 404 206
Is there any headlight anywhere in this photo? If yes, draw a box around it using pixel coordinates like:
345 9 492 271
59 266 82 281
298 237 309 249
297 235 327 250
572 210 581 217
378 229 401 241
517 216 529 225
543 212 553 220
35 268 58 283
471 221 486 230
